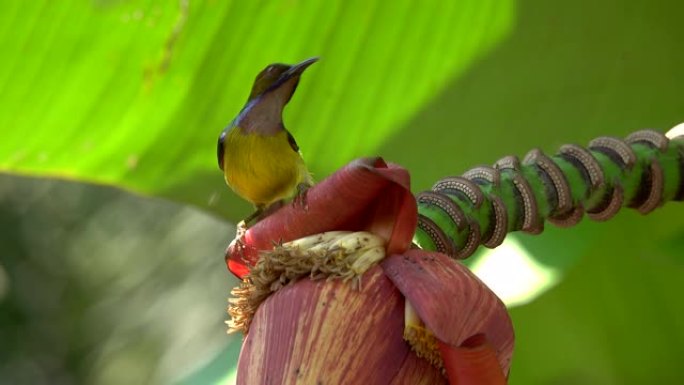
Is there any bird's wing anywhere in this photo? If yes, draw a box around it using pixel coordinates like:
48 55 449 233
286 129 300 152
217 129 227 170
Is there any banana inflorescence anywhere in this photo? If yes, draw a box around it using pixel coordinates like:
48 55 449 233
414 128 684 259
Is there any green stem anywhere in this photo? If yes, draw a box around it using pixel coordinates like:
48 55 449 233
413 129 684 259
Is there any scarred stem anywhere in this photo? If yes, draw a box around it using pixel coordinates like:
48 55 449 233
413 129 684 259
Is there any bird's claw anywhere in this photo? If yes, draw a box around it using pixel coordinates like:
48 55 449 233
293 183 310 211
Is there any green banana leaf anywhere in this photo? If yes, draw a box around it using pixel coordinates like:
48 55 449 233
0 0 513 219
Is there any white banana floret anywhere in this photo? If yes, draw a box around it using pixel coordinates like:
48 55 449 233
331 231 385 252
282 231 387 273
285 231 348 250
351 246 386 274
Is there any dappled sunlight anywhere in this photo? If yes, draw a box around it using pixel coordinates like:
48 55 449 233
214 368 237 385
667 122 684 138
470 236 561 307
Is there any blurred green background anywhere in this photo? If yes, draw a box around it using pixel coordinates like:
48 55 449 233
1 0 683 384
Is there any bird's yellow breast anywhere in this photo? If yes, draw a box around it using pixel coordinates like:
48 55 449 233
223 127 309 207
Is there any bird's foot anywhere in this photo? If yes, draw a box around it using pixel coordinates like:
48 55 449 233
242 208 264 229
262 201 285 217
243 201 286 228
293 183 310 211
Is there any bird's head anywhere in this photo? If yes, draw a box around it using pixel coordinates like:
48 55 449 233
236 57 318 135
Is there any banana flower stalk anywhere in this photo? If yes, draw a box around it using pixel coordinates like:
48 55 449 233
226 157 514 384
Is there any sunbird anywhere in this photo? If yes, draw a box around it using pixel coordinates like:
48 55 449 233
217 57 317 226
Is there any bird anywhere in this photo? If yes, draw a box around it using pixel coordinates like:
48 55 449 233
217 57 317 227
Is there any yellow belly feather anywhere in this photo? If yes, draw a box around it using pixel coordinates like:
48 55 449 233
223 128 309 207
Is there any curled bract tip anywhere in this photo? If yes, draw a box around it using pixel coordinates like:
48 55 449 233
439 336 508 385
382 250 514 377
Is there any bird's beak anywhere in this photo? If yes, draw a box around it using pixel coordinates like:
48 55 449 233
266 57 318 104
284 57 319 79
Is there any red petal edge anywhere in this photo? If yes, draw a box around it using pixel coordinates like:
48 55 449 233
439 335 507 385
381 250 514 377
226 157 417 279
